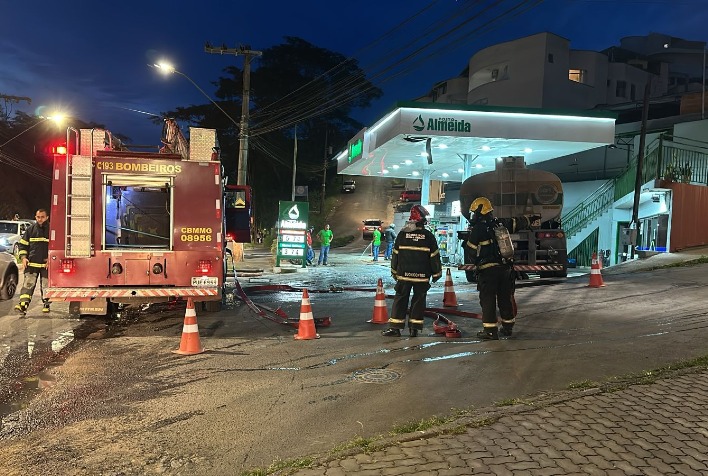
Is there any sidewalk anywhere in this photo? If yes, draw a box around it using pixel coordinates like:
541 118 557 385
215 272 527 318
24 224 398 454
286 366 708 475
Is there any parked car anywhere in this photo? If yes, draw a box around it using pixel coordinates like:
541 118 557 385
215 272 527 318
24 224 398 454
399 190 421 202
342 179 356 193
0 219 33 257
0 245 19 300
362 219 383 240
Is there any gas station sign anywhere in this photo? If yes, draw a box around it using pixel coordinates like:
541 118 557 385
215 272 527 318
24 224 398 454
276 201 309 267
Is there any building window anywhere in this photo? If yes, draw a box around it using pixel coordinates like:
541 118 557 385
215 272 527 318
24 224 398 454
548 53 554 63
630 84 636 101
616 80 627 98
568 69 585 83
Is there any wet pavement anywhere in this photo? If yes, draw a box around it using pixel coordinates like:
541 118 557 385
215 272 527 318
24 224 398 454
0 244 707 475
240 244 708 475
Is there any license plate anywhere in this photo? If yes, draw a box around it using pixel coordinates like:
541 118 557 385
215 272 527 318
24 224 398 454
191 276 219 287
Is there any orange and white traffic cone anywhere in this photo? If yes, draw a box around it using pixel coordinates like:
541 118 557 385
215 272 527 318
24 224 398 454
588 252 606 288
442 268 458 308
367 278 389 324
173 298 205 355
295 289 320 340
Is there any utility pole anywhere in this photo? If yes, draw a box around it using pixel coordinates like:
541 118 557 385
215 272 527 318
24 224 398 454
291 126 298 201
320 129 329 214
204 44 262 186
631 77 652 260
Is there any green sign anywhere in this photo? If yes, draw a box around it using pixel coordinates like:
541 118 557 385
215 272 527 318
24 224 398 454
348 139 362 163
276 201 309 267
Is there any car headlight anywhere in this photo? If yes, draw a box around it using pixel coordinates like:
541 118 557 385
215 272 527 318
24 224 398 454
0 237 8 246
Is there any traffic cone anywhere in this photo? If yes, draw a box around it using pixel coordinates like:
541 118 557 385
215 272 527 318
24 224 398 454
588 252 606 288
442 268 458 308
367 278 389 324
295 289 320 340
173 298 205 355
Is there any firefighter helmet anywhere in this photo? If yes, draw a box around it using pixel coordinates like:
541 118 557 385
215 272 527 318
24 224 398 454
470 196 493 216
409 205 429 223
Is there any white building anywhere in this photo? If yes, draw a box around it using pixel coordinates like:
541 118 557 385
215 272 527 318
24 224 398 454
416 32 708 265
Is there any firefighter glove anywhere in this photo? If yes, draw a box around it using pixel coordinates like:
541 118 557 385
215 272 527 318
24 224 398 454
432 275 441 283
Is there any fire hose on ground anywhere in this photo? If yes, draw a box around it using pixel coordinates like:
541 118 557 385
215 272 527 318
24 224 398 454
232 281 483 337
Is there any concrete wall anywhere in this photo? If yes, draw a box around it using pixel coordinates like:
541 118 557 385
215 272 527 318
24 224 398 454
467 33 553 107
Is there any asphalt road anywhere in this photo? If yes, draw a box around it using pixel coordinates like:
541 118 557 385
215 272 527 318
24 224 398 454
1 248 707 475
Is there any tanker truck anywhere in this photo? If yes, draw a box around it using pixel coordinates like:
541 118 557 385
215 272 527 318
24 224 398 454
458 156 567 281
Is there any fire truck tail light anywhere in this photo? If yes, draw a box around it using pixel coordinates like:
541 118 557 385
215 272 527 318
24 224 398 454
61 259 75 273
537 232 565 239
198 260 212 274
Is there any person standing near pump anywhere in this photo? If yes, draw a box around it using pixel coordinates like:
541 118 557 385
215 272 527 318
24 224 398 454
383 205 442 337
465 197 539 340
317 224 333 266
371 226 382 261
14 208 51 317
306 226 315 266
383 223 396 260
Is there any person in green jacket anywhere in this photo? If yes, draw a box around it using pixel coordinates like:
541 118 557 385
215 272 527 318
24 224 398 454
317 224 333 265
371 227 382 261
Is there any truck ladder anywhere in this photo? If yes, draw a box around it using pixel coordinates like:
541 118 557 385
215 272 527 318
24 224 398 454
65 155 93 257
64 128 106 257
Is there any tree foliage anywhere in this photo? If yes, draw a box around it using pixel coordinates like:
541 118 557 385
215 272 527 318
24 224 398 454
163 36 382 229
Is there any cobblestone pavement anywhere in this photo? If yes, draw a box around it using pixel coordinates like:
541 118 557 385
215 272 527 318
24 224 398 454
286 369 708 475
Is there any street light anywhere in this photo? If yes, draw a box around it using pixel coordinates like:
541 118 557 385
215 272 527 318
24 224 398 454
151 62 241 128
0 114 65 149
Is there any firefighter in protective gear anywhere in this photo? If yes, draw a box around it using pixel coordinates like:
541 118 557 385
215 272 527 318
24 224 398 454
14 208 51 316
383 205 443 337
465 197 539 340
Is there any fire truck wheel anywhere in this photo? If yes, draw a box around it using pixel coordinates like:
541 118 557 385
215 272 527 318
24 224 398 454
203 300 223 313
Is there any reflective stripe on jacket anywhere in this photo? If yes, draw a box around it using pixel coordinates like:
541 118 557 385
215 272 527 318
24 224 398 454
18 222 50 268
391 224 442 283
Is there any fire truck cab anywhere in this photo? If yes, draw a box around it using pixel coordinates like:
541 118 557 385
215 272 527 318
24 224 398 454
47 124 225 316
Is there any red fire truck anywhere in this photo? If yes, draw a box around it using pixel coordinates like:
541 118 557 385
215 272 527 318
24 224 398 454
46 121 228 316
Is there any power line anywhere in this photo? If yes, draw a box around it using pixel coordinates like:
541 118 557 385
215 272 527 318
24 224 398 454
251 0 543 136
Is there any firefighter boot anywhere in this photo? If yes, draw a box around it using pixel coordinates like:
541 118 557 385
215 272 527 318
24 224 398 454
14 302 28 317
499 325 513 337
409 328 419 337
477 327 499 340
42 302 51 313
382 328 401 337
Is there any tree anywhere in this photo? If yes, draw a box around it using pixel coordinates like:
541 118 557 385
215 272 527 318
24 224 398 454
163 37 382 229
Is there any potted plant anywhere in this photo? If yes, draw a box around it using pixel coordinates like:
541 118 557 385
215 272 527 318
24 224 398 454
662 162 678 182
677 163 692 183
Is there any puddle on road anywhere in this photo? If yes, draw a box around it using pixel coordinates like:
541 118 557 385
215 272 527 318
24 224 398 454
0 319 107 426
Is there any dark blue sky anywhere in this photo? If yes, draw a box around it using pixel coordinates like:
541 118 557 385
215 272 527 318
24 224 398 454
2 0 706 146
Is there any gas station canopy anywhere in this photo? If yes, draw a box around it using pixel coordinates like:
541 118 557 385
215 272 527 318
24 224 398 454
336 102 616 182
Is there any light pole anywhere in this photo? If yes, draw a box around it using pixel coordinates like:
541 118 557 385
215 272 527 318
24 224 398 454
152 62 241 127
204 44 262 186
0 114 65 149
